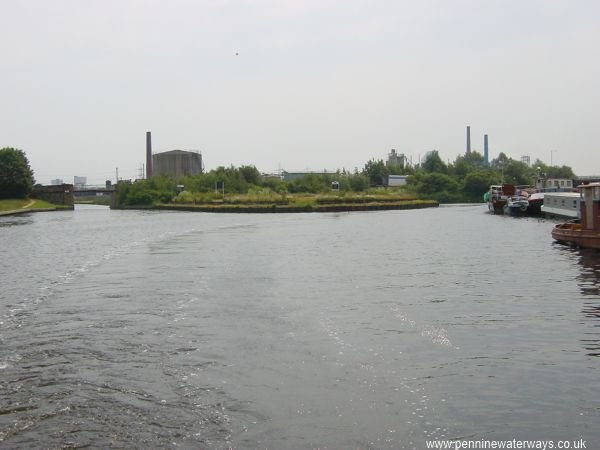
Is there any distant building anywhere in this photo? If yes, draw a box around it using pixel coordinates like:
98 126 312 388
262 173 283 180
50 179 64 185
535 177 574 191
521 155 531 166
152 150 203 178
74 176 87 187
387 175 408 187
386 149 406 168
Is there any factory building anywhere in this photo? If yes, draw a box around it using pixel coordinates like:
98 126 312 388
386 149 406 168
152 150 203 178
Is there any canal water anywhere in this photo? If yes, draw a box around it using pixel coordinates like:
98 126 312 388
0 205 598 449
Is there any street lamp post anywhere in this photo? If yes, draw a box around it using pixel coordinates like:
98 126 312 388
551 150 557 167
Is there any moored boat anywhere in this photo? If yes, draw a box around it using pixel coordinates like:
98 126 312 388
504 195 529 216
542 192 580 219
552 183 600 249
485 184 515 214
526 192 544 216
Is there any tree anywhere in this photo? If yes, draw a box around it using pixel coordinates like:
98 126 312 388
239 165 261 185
421 150 448 174
491 152 510 171
0 147 35 198
532 159 576 178
407 172 461 203
452 151 485 178
503 160 531 185
463 171 496 202
362 159 390 186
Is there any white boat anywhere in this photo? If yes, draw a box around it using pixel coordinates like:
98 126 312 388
504 195 529 216
541 192 580 219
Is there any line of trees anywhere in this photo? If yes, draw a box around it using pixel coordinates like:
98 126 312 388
402 150 575 203
0 145 575 205
116 150 575 206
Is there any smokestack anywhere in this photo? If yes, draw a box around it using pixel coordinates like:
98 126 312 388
484 134 489 166
146 131 153 178
466 126 471 154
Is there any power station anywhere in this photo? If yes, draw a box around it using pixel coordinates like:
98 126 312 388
484 134 489 166
466 126 490 166
145 132 203 179
466 126 471 154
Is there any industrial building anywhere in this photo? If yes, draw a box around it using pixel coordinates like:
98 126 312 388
386 149 406 168
387 175 408 186
145 131 203 179
152 150 203 178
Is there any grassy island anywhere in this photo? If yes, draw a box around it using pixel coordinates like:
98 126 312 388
111 152 576 213
125 193 438 213
113 175 438 213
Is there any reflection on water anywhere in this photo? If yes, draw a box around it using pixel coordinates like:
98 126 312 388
575 249 600 357
0 216 34 227
1 206 599 448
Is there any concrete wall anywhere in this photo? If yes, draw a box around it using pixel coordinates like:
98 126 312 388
33 184 74 206
152 150 202 178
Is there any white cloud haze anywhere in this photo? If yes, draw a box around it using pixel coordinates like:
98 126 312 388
1 0 599 183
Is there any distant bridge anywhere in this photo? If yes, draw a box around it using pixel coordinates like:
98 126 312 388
73 185 115 196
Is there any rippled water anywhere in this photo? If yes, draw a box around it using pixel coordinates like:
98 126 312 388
0 205 598 449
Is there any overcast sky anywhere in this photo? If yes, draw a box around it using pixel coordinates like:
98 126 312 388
1 0 599 184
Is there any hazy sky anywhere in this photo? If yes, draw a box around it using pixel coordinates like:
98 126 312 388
1 0 599 184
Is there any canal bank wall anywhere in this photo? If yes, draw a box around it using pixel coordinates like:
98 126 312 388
114 201 439 213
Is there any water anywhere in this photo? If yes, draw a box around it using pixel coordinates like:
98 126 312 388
0 205 598 449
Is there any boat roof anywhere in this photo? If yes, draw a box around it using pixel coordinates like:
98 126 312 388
578 182 600 189
544 191 580 197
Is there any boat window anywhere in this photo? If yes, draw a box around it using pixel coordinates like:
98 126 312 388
561 180 565 186
573 200 577 208
595 187 600 200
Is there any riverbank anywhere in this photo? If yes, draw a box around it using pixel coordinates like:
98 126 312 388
0 198 74 216
115 199 438 213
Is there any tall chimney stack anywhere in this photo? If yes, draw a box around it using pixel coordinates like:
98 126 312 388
484 134 489 166
466 126 471 154
146 131 153 178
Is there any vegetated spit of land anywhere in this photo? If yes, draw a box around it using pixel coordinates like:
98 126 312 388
121 190 438 213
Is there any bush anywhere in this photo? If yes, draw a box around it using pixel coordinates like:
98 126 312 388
0 148 35 198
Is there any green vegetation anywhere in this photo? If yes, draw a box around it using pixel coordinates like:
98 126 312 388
404 151 575 203
30 199 72 210
0 148 35 199
0 198 71 213
113 151 576 208
0 198 31 211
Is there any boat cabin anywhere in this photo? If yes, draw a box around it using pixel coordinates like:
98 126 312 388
541 192 580 219
580 183 600 231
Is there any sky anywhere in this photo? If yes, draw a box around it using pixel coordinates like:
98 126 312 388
1 0 599 184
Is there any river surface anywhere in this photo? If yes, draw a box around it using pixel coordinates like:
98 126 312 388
0 205 598 449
